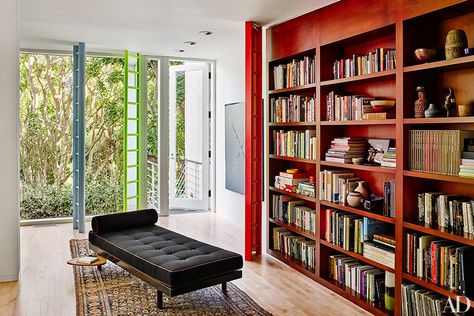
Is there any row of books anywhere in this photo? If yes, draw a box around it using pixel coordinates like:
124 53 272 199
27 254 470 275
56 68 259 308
326 92 377 121
417 192 474 235
409 130 474 176
273 227 316 269
383 180 396 218
273 57 315 90
332 48 396 80
319 169 360 205
325 137 366 164
324 209 394 268
329 254 391 304
272 194 316 234
401 283 449 316
270 95 315 123
459 151 474 178
295 181 315 198
405 232 474 295
272 129 317 160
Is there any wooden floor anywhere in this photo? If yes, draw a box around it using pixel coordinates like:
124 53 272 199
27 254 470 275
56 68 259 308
0 212 370 316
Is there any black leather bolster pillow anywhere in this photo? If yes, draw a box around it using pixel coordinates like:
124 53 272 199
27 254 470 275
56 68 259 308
91 209 158 234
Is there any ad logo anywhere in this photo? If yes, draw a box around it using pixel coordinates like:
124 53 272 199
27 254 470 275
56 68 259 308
444 296 471 314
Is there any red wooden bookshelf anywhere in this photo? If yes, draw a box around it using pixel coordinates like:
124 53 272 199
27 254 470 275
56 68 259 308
265 1 474 315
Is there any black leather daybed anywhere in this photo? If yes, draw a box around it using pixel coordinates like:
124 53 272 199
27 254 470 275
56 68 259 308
88 209 243 309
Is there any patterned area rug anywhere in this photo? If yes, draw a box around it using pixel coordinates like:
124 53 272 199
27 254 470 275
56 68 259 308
70 239 271 316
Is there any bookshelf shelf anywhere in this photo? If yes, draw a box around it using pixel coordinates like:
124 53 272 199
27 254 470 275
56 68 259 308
269 122 316 127
320 70 396 87
403 117 474 125
319 278 392 316
320 201 396 224
267 249 316 278
321 119 396 126
402 273 472 306
320 161 396 174
403 55 474 73
268 83 317 95
269 186 318 203
269 218 317 241
320 240 395 273
403 170 474 185
269 154 317 164
403 221 474 247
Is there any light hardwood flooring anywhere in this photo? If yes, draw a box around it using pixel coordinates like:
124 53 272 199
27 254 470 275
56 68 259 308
0 212 370 316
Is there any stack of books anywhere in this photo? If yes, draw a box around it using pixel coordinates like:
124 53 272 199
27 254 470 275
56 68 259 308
274 170 309 193
325 137 367 164
401 283 449 316
319 170 359 205
381 147 396 168
270 95 315 123
409 130 474 176
273 227 316 269
329 254 388 304
326 92 375 121
383 180 396 218
273 56 315 90
324 209 394 268
459 151 474 178
272 129 317 160
296 180 316 198
332 48 396 79
405 233 474 295
417 192 474 235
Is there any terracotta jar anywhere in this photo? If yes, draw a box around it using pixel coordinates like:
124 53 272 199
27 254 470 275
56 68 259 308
354 181 369 199
414 86 428 118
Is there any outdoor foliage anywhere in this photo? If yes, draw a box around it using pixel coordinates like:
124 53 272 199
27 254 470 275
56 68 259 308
19 54 124 219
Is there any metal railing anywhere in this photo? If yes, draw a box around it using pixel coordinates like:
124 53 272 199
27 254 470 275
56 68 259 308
147 158 202 208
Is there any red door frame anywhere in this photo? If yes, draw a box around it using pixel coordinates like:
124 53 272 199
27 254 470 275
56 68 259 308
244 21 262 261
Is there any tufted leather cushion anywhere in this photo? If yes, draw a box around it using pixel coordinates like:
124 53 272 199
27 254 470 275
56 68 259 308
91 209 158 234
89 225 243 286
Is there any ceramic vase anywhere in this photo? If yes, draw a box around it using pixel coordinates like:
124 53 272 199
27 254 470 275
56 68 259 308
445 29 468 60
346 192 364 208
424 103 443 118
414 86 428 118
354 181 369 199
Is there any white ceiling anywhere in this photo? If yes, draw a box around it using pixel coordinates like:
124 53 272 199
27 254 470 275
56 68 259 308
20 0 337 59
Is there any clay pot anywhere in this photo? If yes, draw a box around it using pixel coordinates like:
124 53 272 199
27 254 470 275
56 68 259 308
414 86 428 118
347 192 364 208
414 48 438 63
445 29 468 60
458 104 472 117
424 103 444 118
354 181 370 199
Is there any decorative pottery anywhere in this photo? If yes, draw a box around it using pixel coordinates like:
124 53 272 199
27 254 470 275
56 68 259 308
354 180 370 199
443 88 456 117
424 103 443 118
414 86 428 118
458 104 472 117
370 100 396 113
414 48 438 63
445 29 468 60
352 157 364 165
347 192 364 208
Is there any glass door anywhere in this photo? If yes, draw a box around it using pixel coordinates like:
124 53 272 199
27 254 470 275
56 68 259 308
169 62 210 211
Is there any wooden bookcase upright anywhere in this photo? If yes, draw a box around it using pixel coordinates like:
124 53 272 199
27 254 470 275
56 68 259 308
265 1 474 315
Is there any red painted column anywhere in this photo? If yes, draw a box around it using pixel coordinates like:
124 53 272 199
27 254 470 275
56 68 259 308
245 21 262 261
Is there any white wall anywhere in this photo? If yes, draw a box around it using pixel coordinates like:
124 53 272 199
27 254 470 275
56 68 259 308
0 0 20 282
215 25 245 226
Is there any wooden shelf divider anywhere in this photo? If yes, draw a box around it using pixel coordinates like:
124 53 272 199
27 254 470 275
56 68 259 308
320 201 396 224
269 218 318 241
320 70 396 86
268 83 317 95
403 170 474 185
403 222 474 246
269 154 318 164
269 186 318 203
320 161 396 173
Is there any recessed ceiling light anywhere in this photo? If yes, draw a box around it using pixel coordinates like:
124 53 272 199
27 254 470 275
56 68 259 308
177 49 185 53
199 31 213 36
184 41 197 46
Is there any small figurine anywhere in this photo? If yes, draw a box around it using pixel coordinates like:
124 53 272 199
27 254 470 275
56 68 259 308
443 88 456 117
414 86 428 118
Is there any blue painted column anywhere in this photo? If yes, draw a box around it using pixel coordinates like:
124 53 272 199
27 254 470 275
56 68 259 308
72 43 86 232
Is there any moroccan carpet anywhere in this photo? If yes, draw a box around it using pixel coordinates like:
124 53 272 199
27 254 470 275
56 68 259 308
70 239 271 316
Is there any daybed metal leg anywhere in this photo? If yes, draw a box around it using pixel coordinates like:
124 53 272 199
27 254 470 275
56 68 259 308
222 282 227 293
157 290 163 309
